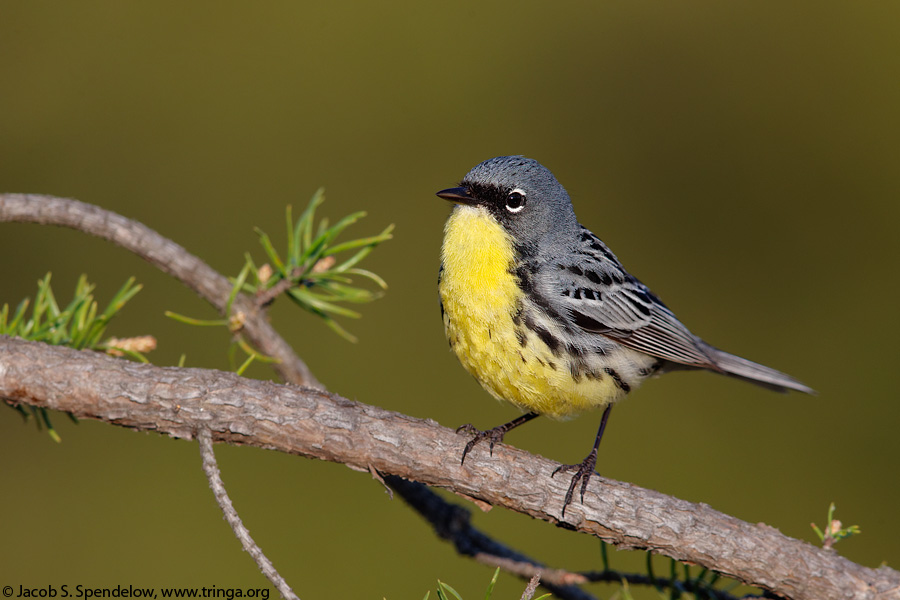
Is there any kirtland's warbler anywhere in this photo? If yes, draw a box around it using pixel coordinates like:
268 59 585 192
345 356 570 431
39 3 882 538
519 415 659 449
436 156 813 516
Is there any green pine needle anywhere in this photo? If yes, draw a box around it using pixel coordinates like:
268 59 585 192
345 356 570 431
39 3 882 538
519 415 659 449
2 273 146 441
169 189 391 368
252 190 392 339
483 568 500 600
436 582 463 600
164 311 229 327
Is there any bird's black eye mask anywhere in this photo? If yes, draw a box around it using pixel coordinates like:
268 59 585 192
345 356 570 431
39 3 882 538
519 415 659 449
461 181 520 223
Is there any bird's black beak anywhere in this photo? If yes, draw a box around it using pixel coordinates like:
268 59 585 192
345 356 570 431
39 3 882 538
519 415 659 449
436 187 476 206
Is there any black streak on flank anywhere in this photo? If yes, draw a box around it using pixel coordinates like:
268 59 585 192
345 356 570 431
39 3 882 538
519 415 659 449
536 327 562 357
604 367 631 393
523 312 562 357
514 262 539 295
565 342 584 359
567 354 599 383
512 301 524 326
515 263 569 328
515 329 527 347
568 361 583 382
585 369 603 381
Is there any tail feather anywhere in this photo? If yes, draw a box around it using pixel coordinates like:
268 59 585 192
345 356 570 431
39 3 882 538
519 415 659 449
707 346 815 394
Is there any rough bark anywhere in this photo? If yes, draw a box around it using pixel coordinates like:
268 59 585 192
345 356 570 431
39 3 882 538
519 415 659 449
2 336 897 600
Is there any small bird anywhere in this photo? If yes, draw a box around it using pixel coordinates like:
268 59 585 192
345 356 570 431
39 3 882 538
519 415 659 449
436 156 814 517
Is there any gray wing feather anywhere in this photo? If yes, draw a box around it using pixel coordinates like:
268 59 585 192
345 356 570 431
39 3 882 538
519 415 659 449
547 233 718 368
544 228 814 394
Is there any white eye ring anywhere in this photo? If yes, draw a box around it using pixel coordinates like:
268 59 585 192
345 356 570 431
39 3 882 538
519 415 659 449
505 188 527 213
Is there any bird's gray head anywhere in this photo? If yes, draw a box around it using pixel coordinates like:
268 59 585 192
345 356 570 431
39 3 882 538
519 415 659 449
437 156 579 251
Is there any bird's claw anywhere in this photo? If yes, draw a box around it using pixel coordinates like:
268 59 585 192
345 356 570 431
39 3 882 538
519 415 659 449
552 449 599 518
456 424 508 465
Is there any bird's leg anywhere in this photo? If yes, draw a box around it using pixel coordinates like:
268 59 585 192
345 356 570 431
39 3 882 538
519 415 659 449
457 412 540 465
552 403 613 517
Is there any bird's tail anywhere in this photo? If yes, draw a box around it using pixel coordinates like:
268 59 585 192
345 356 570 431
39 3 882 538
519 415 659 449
704 345 815 394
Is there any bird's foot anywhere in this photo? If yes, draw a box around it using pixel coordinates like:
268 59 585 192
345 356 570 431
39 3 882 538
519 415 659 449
456 423 509 465
551 448 599 518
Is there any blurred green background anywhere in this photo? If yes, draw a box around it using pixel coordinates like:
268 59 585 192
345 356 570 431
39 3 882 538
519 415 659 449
2 2 898 598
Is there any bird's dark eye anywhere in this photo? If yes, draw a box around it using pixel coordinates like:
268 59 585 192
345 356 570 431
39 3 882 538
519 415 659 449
505 189 526 213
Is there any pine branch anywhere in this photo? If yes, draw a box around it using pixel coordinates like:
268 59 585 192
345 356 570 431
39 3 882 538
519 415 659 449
1 336 897 600
0 193 321 389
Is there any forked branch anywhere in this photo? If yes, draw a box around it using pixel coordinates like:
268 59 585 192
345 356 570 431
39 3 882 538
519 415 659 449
0 193 321 389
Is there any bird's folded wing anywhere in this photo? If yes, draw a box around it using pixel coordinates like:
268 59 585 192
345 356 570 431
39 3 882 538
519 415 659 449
545 251 719 369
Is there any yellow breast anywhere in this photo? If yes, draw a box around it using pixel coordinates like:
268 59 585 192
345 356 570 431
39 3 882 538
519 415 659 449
439 206 622 419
